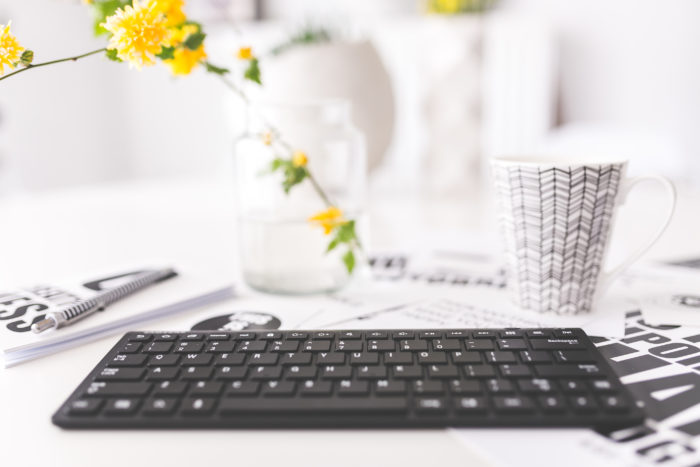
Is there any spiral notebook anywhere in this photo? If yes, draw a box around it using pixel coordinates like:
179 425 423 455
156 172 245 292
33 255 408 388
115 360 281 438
0 267 233 367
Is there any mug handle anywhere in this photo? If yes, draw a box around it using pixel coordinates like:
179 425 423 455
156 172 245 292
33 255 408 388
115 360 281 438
598 174 677 291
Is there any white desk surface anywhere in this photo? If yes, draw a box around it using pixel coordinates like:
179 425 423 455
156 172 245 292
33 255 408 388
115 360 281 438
1 177 698 467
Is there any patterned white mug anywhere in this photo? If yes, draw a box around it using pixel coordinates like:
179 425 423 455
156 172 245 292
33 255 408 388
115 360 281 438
491 155 676 315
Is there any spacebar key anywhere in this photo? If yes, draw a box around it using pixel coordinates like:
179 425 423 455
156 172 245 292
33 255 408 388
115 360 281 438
220 398 407 414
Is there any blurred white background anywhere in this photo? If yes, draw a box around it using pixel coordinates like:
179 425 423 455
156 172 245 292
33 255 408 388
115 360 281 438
1 0 699 196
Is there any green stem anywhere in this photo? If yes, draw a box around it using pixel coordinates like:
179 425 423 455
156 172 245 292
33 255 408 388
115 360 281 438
0 48 106 82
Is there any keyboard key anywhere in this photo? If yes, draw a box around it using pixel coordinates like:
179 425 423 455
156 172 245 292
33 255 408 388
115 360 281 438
300 380 332 396
181 333 205 341
337 380 370 396
174 342 204 353
526 330 550 338
463 365 496 378
590 379 616 392
357 365 387 379
317 352 345 364
598 395 629 412
336 340 363 351
260 332 282 340
415 397 446 413
220 397 407 414
417 352 447 364
367 340 394 351
449 380 481 394
68 399 103 416
313 331 334 340
214 353 245 366
368 331 388 339
339 331 362 339
486 379 515 393
249 353 279 365
286 332 308 340
560 380 586 393
375 380 407 395
85 382 151 397
152 381 188 396
519 350 551 364
322 365 353 379
400 340 428 351
281 352 312 365
206 342 236 353
142 398 178 416
486 351 517 363
148 354 180 366
466 339 494 350
263 381 296 397
237 341 266 352
536 365 601 378
518 378 556 393
190 381 223 396
233 332 256 340
393 365 423 379
144 342 173 354
455 397 487 412
413 380 444 395
432 339 461 351
570 395 597 413
181 366 213 380
249 366 283 380
226 381 259 396
206 333 230 341
499 364 532 377
493 396 535 412
419 331 442 339
128 333 152 342
384 352 413 365
181 353 213 366
269 341 299 352
214 366 247 380
154 334 177 342
554 350 596 363
96 367 145 381
304 341 331 352
350 352 379 365
428 365 459 379
120 342 141 354
105 398 140 415
538 395 566 412
452 351 481 364
181 397 216 416
446 330 468 338
145 367 179 381
286 365 317 380
392 331 413 339
497 339 527 350
472 331 495 338
530 339 585 350
499 330 524 338
554 329 577 339
109 354 147 367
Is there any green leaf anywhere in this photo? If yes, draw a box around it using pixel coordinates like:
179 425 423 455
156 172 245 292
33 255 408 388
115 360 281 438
326 237 340 253
156 46 175 60
19 50 34 66
335 220 356 243
244 57 261 85
105 48 122 62
183 20 203 32
184 32 206 51
342 250 356 274
204 62 229 75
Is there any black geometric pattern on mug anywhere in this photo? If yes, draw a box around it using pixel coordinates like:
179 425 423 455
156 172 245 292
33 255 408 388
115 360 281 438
494 164 623 314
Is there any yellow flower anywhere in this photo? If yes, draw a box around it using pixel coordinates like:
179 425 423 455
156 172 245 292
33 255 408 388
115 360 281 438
102 0 171 69
169 24 198 46
0 22 24 76
309 206 346 235
292 150 308 167
262 132 273 146
165 44 205 75
237 46 252 60
152 0 187 27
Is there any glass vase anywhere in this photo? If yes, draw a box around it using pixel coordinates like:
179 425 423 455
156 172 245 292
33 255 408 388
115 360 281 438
233 99 367 295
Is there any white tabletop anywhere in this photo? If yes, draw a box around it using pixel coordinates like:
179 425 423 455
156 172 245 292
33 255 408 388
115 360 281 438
1 177 697 467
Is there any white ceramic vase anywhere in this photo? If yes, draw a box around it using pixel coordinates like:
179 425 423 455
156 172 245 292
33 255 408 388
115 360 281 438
262 40 395 172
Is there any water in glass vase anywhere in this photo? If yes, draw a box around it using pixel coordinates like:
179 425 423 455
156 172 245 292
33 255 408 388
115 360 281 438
238 212 366 295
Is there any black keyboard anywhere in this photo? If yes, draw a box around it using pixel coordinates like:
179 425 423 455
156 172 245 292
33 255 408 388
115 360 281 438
53 329 644 429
